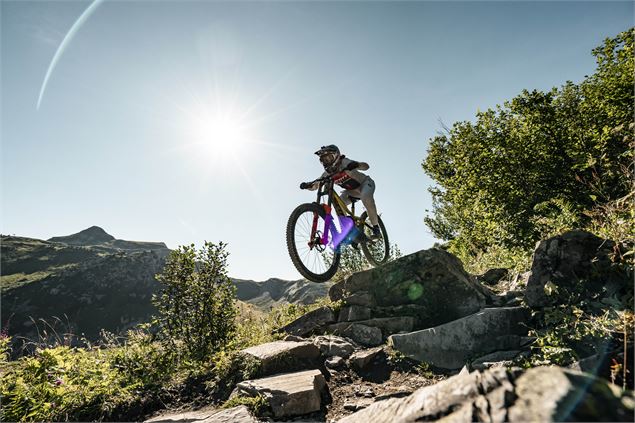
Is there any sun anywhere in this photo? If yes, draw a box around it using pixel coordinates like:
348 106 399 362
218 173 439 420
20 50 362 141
192 115 250 157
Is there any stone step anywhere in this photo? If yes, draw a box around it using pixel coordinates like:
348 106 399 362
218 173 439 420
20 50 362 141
236 369 327 418
239 340 320 376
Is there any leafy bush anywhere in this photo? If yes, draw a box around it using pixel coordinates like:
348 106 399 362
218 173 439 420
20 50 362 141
153 241 237 362
422 28 634 267
0 346 133 422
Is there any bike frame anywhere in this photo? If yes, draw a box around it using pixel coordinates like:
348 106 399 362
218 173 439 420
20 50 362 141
308 177 372 250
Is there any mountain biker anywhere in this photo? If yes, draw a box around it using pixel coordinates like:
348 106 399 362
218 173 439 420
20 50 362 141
300 145 381 239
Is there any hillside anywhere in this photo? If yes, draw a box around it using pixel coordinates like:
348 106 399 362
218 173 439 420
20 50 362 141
0 228 329 344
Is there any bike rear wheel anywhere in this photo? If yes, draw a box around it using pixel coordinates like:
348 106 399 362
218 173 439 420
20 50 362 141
286 203 340 282
359 212 390 266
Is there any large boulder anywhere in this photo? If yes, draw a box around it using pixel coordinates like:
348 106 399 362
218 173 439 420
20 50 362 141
388 307 530 370
235 369 327 418
339 366 635 422
525 230 630 307
329 248 487 329
238 340 320 376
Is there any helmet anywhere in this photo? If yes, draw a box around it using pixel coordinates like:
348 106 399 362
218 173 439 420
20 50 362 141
315 144 341 171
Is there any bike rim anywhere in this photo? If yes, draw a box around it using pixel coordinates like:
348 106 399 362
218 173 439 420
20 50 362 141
362 223 388 262
293 210 337 276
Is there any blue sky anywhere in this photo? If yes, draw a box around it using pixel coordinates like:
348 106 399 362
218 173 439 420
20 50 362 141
1 0 633 280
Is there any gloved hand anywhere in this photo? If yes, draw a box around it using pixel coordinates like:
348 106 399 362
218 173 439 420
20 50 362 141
346 161 360 171
300 182 310 190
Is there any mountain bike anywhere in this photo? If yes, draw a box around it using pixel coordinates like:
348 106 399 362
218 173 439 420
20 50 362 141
286 173 390 282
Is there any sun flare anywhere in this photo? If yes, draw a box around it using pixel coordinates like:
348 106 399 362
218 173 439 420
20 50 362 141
193 115 250 157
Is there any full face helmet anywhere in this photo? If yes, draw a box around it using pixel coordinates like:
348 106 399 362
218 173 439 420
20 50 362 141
315 145 341 172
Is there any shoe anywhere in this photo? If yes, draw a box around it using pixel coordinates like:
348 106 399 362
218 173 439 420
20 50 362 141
370 225 381 240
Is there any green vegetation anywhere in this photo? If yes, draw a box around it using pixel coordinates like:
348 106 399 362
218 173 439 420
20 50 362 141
422 29 634 271
422 28 634 373
0 241 338 422
153 242 237 361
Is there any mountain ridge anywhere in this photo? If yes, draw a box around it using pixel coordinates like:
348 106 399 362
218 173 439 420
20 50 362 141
1 227 329 343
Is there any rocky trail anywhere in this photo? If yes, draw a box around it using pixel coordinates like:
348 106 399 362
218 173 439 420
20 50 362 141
145 230 634 422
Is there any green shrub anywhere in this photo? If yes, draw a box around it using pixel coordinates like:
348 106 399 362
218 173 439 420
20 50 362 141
422 28 634 266
0 346 133 422
153 241 237 362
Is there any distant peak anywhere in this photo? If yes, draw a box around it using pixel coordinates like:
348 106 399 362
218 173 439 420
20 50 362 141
48 226 115 246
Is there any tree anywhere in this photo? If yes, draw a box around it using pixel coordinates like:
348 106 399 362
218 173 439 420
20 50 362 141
153 242 237 361
422 28 634 263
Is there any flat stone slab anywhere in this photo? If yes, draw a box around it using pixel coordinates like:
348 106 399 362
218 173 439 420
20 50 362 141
236 369 326 418
146 405 256 422
239 340 320 376
388 307 530 370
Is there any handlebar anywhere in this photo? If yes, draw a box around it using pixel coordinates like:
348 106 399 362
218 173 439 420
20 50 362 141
300 172 338 190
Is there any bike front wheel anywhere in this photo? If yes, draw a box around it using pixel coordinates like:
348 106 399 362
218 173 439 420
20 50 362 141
286 203 340 282
359 212 390 266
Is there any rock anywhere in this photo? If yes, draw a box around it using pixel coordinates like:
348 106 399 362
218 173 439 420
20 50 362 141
145 405 256 422
313 335 355 358
477 268 509 285
349 347 384 370
283 335 306 342
338 305 372 322
239 340 320 376
329 248 487 329
508 366 635 421
329 317 414 340
339 366 635 423
388 307 530 370
458 365 470 376
343 399 373 411
325 323 382 346
525 230 628 307
280 306 335 337
325 356 344 369
471 350 521 370
236 369 327 418
344 291 376 307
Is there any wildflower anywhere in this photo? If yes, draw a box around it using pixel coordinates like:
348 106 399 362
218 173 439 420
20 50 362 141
55 378 64 386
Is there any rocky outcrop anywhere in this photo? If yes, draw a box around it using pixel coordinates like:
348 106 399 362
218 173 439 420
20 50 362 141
339 366 635 422
329 248 487 329
236 369 327 418
48 226 116 246
388 307 530 370
525 230 628 307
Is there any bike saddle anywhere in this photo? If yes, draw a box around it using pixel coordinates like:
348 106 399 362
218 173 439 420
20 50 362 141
349 196 361 203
